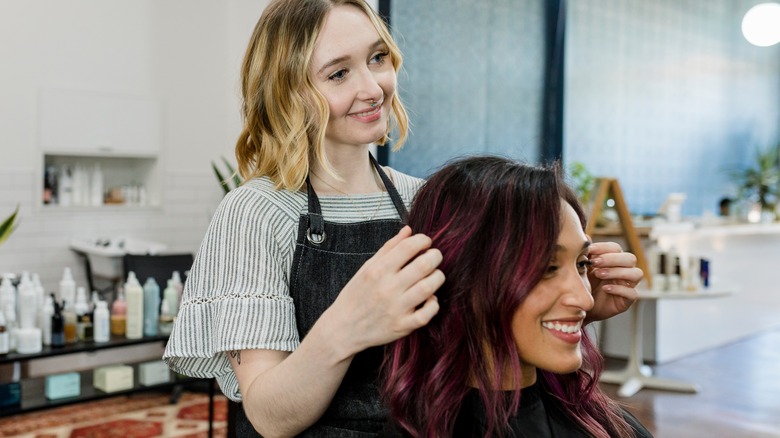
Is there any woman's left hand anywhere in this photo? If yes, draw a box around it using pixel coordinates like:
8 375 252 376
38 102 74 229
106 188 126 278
586 241 643 323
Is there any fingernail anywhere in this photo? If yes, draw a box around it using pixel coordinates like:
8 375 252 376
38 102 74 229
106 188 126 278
595 268 608 278
603 285 613 292
591 257 603 267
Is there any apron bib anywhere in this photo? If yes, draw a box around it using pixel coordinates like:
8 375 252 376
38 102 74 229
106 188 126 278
235 154 408 437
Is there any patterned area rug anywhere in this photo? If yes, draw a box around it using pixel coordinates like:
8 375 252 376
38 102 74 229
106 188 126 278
0 392 227 438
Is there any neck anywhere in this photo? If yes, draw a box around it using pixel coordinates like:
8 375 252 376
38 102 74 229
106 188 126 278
309 146 382 195
468 359 538 390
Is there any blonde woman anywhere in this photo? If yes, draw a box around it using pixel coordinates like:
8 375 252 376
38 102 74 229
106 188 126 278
163 1 643 436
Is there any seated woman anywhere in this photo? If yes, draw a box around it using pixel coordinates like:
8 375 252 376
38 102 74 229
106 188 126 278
382 156 652 437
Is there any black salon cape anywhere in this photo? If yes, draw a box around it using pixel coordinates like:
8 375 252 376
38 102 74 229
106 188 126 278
381 382 653 437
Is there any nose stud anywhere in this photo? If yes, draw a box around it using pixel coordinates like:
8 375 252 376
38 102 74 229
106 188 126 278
369 100 378 108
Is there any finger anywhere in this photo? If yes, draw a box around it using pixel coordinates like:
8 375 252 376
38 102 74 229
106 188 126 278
400 269 445 309
396 247 442 288
373 225 413 259
590 250 637 269
601 282 640 301
592 266 644 283
587 241 623 257
405 295 440 330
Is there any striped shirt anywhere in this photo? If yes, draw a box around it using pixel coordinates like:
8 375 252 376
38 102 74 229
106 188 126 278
163 167 424 401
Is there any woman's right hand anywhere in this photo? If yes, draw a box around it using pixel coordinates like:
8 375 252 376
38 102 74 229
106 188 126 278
327 225 444 353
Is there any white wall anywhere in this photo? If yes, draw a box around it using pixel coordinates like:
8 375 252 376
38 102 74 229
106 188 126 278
0 0 270 294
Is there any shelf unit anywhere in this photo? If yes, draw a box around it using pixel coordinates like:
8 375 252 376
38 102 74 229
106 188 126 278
38 88 163 210
0 334 214 436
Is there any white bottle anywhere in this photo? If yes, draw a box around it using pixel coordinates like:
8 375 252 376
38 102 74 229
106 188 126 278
3 303 18 352
666 247 681 292
163 279 179 317
59 267 76 308
17 273 37 330
124 271 144 339
0 310 9 354
39 295 54 346
93 301 110 343
91 163 104 207
32 273 46 313
0 276 16 320
171 271 184 303
59 165 73 207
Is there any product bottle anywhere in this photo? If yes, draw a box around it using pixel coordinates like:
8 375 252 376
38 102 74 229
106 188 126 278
163 280 179 317
158 297 175 336
59 267 76 308
124 272 144 339
39 295 54 346
3 303 18 352
50 294 65 348
74 287 92 341
143 277 160 337
0 310 9 354
59 165 73 207
93 301 110 343
32 273 46 313
171 271 184 303
18 274 37 330
0 276 16 319
668 255 682 292
90 163 104 206
62 299 77 344
111 288 127 336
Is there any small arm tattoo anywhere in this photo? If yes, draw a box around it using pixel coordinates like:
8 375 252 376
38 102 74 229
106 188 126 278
229 350 241 365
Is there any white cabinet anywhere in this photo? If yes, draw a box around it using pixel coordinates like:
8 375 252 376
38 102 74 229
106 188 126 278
39 89 161 157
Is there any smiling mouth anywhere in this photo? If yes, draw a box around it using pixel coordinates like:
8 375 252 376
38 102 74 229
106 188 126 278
351 105 382 118
541 320 583 334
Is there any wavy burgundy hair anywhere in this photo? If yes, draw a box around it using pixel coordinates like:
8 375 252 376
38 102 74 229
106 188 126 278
382 156 635 438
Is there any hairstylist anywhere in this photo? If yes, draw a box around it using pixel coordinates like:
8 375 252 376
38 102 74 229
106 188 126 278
163 1 643 437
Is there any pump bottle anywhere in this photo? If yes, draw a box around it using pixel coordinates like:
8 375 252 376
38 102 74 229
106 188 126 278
125 272 144 339
143 278 160 337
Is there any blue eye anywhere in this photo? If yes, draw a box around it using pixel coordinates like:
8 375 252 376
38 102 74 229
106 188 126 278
370 51 389 65
328 68 347 81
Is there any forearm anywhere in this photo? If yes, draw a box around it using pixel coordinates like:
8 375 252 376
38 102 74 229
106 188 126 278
240 307 358 437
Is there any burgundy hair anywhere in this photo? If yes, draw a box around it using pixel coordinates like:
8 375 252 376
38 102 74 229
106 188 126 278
382 156 634 438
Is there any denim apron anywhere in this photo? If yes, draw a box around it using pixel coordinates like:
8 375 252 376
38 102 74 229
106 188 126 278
235 154 409 437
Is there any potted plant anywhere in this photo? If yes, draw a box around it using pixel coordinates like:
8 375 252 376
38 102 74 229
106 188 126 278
211 156 243 196
0 205 19 247
731 143 780 222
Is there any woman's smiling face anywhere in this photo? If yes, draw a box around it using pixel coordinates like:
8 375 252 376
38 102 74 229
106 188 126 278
310 4 397 150
512 199 594 383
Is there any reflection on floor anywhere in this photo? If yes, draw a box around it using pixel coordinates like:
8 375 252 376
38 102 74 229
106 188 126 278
600 327 780 438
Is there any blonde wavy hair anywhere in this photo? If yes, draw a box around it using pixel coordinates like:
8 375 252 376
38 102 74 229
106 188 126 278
235 0 409 191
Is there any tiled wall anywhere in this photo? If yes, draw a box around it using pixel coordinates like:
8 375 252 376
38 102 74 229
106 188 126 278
565 0 780 216
389 0 545 178
0 169 222 295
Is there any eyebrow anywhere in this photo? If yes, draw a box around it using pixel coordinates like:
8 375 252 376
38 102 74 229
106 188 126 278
316 39 386 76
554 241 592 253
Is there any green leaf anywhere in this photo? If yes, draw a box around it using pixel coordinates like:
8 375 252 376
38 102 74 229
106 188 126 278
0 205 19 246
221 156 242 189
211 161 231 196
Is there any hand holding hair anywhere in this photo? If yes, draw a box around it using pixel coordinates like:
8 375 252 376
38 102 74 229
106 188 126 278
327 225 444 354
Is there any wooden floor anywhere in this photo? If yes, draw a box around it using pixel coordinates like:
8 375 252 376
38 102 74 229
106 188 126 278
600 327 780 438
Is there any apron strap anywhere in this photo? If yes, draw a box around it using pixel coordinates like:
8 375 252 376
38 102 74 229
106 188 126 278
304 175 326 242
305 151 409 240
369 152 408 222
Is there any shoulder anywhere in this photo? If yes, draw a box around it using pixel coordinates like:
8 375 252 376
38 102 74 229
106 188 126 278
384 167 425 201
214 177 305 224
622 408 654 438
